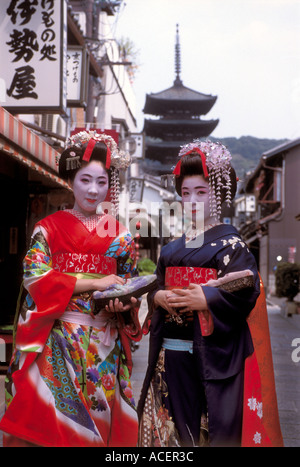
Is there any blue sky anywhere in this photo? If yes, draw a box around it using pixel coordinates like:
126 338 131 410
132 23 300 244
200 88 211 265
114 0 300 140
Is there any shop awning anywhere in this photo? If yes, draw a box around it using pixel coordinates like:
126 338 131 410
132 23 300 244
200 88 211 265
0 106 70 189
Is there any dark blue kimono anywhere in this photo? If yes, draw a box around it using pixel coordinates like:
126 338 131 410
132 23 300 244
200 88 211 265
138 224 261 447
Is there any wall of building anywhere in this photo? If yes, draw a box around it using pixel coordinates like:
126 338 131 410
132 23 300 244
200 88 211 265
267 146 300 293
92 12 137 133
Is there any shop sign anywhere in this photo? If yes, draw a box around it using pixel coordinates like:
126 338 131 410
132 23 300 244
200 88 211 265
0 0 67 114
67 46 89 108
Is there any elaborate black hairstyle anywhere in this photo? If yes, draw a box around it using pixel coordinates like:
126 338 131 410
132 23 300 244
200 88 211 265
174 151 237 203
58 141 111 183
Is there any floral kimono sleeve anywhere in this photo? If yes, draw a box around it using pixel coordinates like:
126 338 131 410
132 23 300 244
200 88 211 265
16 226 76 352
106 231 138 278
104 230 142 348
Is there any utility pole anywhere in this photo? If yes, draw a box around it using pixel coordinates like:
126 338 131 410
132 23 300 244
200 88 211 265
84 1 122 125
85 0 100 124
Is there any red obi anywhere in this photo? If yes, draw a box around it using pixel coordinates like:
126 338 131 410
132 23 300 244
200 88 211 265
52 252 117 275
165 266 217 336
165 267 217 288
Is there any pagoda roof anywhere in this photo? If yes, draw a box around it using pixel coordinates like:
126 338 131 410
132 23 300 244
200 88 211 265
143 117 219 139
145 140 187 161
143 81 217 116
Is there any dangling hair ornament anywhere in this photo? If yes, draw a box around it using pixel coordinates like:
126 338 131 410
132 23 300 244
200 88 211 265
63 130 131 217
174 139 232 219
66 151 81 170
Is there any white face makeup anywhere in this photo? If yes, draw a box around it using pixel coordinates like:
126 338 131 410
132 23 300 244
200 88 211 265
181 175 212 225
71 161 109 217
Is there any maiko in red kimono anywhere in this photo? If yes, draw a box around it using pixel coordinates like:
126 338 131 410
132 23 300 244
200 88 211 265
0 210 142 447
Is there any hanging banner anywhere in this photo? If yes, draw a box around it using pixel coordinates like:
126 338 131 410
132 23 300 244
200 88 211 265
0 0 67 114
67 46 89 108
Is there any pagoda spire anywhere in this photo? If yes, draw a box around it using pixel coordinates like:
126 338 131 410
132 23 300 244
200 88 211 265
174 23 182 86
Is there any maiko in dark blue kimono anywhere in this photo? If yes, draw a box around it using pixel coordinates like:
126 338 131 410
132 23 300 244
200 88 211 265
138 224 261 447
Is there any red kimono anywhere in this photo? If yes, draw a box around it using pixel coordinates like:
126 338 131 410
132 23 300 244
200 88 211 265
0 210 142 447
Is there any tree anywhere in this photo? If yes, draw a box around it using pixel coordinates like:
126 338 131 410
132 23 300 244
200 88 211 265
137 258 156 276
118 36 140 83
275 262 300 316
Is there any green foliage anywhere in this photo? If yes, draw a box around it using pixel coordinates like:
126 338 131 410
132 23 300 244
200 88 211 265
210 136 289 179
144 135 289 179
137 258 156 276
275 262 300 301
118 36 140 82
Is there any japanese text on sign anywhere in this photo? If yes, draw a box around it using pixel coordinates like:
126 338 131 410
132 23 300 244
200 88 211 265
0 0 66 111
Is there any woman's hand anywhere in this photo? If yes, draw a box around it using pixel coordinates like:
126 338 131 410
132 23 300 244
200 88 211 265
92 274 125 291
166 283 208 313
73 274 125 295
74 274 138 313
105 296 138 313
153 290 178 315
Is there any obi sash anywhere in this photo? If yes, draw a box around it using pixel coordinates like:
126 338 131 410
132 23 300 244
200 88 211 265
52 252 117 275
59 310 117 347
165 267 217 289
165 266 217 335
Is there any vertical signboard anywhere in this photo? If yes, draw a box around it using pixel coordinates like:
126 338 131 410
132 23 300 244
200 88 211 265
67 46 89 108
0 0 67 114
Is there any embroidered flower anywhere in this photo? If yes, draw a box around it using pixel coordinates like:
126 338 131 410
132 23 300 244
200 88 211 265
228 236 240 244
253 432 262 444
256 402 263 419
124 386 133 399
96 398 108 412
248 397 257 411
71 349 80 361
86 380 97 396
86 350 96 368
101 373 116 391
120 379 128 389
88 343 98 355
223 254 230 265
87 368 100 383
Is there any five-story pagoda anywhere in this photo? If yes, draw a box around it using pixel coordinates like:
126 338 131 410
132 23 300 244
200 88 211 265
143 25 219 175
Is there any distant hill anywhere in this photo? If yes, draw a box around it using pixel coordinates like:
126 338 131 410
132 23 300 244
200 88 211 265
210 135 289 179
143 135 289 178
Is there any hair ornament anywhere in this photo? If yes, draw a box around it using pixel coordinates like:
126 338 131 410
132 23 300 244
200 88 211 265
66 156 81 171
176 139 233 219
65 130 131 170
59 130 131 219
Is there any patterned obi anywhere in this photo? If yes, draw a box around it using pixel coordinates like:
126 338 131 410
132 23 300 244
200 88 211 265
164 267 218 336
52 252 117 275
165 267 217 289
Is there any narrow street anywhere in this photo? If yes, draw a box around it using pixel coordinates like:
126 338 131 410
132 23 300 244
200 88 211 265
1 296 299 447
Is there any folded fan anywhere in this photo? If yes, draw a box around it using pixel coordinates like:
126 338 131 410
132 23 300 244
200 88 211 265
92 274 157 313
